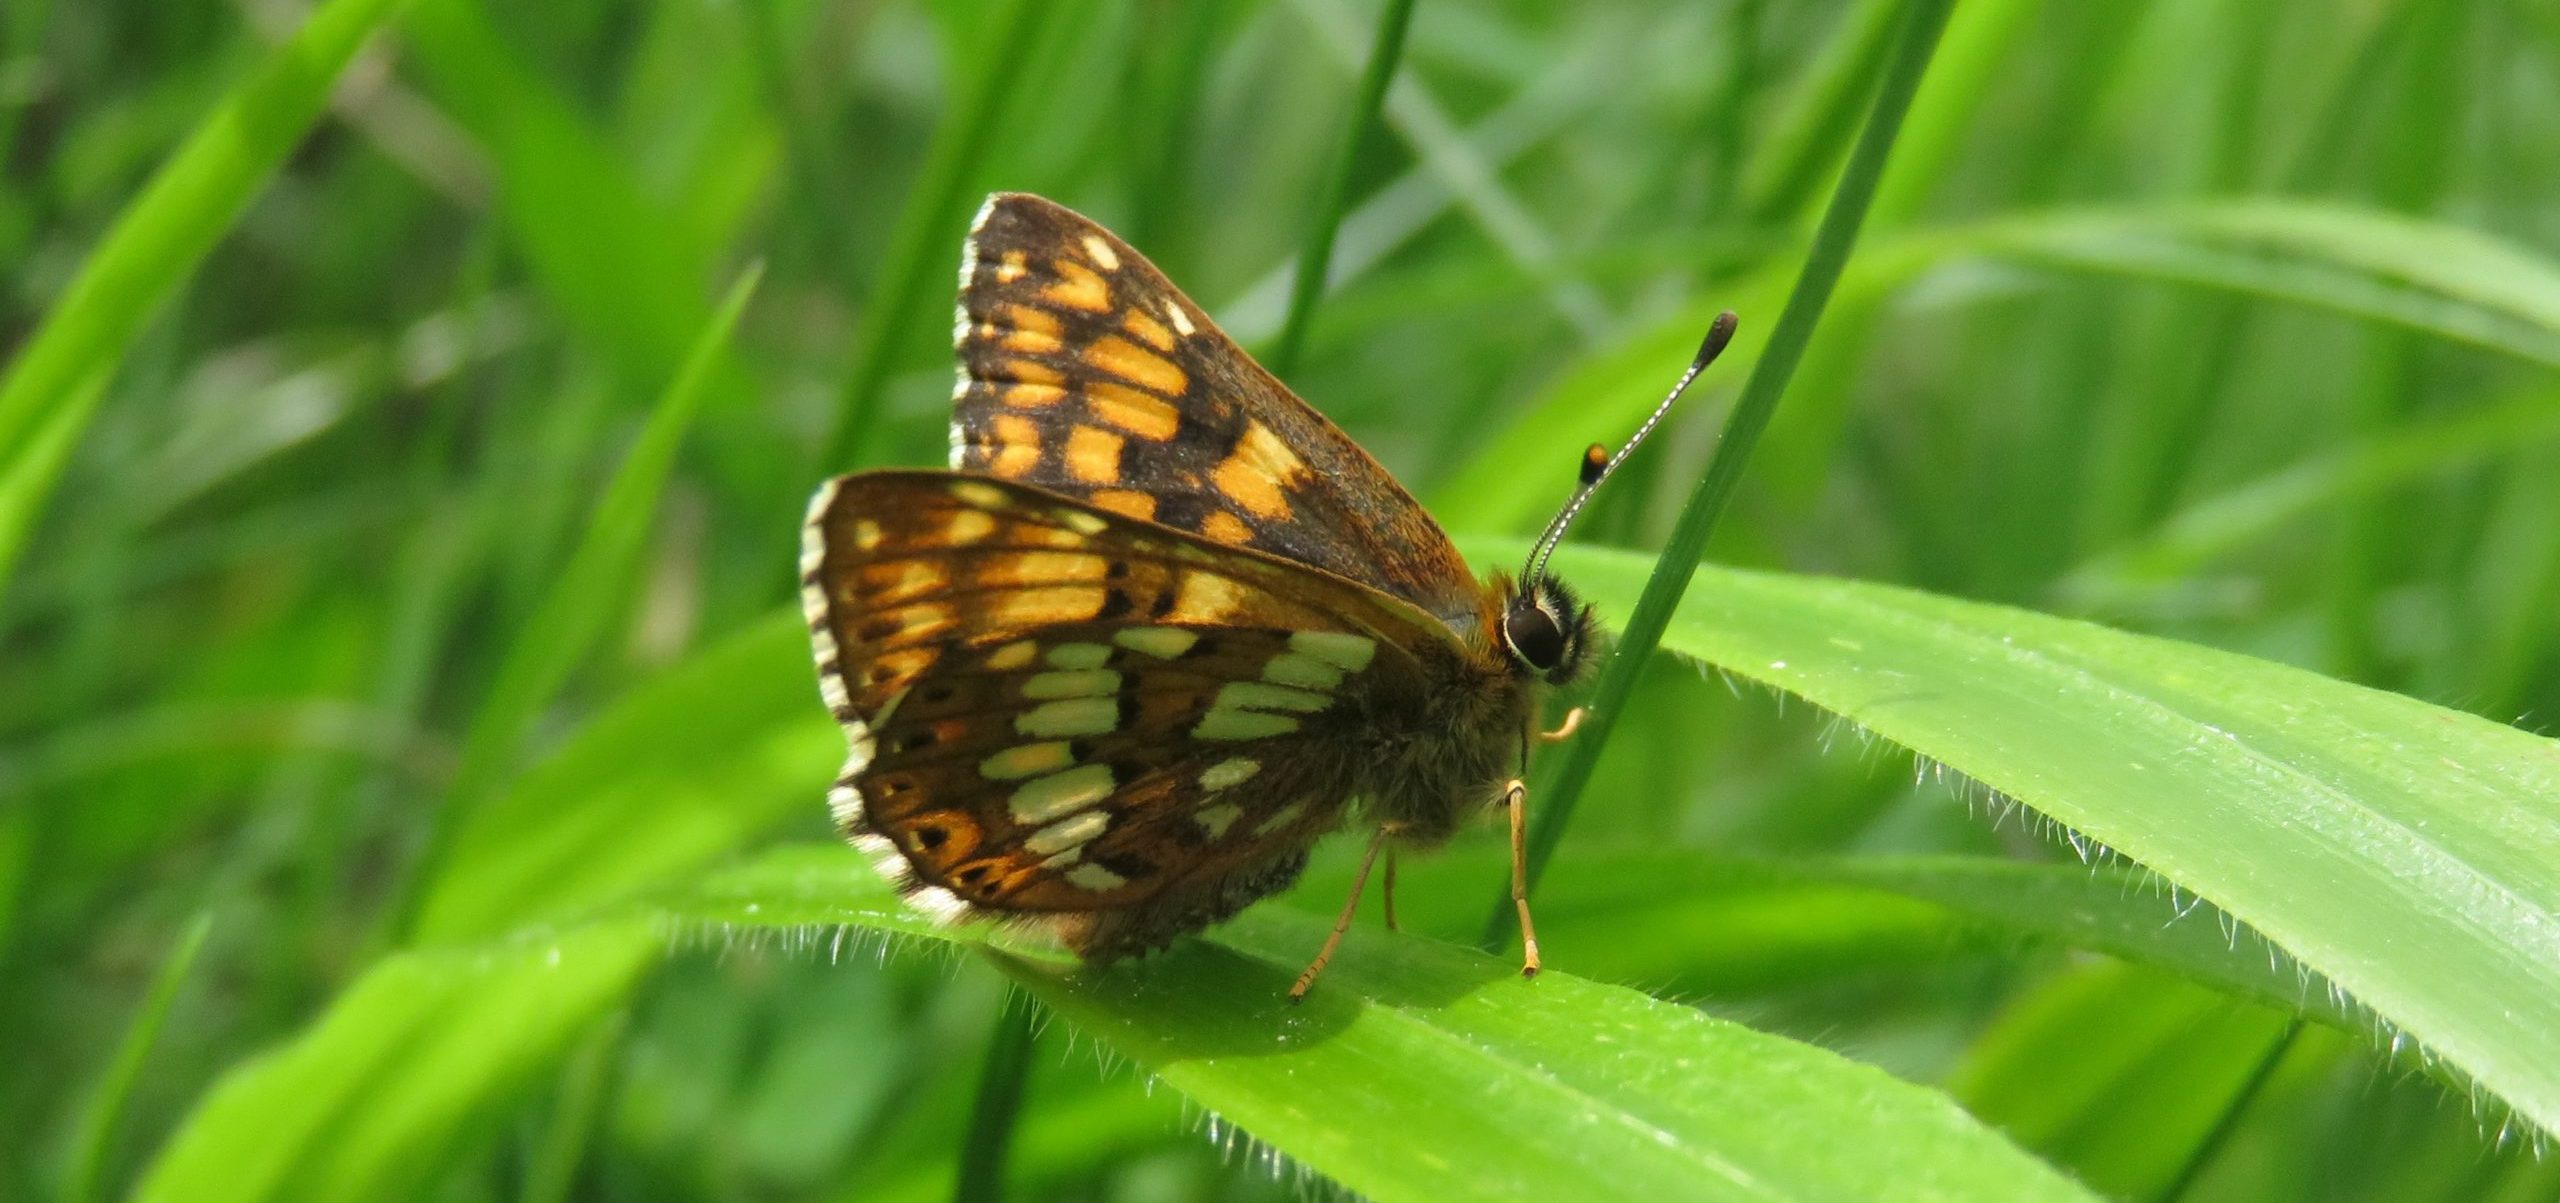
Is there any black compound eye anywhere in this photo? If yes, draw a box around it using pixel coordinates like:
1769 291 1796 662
1503 602 1567 671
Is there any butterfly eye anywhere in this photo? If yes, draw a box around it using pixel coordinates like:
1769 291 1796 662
1502 598 1568 673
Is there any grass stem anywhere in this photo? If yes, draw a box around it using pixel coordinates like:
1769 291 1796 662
1266 0 1420 377
1489 0 1956 943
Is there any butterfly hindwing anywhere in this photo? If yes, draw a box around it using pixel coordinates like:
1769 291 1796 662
951 192 1484 626
800 470 1458 953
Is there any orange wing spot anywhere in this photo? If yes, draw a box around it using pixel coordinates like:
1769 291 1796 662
989 414 1042 478
1210 421 1304 520
1089 489 1156 521
1066 425 1125 485
996 250 1030 282
943 512 996 547
1169 571 1244 622
1212 455 1291 520
1085 335 1188 396
1005 384 1069 408
981 551 1109 589
993 586 1107 627
899 812 983 861
998 359 1063 386
1086 382 1180 439
1043 260 1113 312
865 647 938 691
864 558 948 605
1122 310 1177 351
1016 524 1086 549
996 304 1065 354
1200 509 1254 545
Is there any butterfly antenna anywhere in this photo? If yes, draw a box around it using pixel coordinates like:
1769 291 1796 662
1520 310 1739 586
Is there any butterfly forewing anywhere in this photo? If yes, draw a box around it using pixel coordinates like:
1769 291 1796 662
800 471 1460 950
951 193 1483 627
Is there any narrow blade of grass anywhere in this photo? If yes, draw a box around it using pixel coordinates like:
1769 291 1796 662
1499 0 1958 930
1436 200 2560 536
62 912 213 1203
819 0 1051 470
0 0 411 598
407 610 835 945
1264 0 1418 376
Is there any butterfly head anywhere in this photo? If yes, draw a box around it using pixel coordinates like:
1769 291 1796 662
1510 311 1739 684
1501 572 1595 684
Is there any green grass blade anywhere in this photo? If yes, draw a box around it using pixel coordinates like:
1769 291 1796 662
1264 0 1418 377
1534 541 2560 1133
400 0 734 399
391 264 763 943
131 923 656 1203
819 0 1051 471
1503 0 1957 919
408 610 835 944
949 990 1041 1203
653 846 2098 1203
459 264 759 797
61 912 212 1203
0 0 410 598
2062 386 2560 607
1440 196 2560 537
1948 962 2299 1202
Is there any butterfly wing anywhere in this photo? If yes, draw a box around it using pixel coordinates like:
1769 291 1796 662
800 470 1466 957
950 192 1485 628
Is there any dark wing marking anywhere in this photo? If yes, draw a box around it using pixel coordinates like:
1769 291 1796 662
949 192 1485 629
799 469 1453 943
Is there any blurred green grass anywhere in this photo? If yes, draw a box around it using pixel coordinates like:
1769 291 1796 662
5 1 2559 1200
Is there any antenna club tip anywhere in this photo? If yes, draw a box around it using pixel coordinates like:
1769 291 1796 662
1694 311 1740 368
1578 443 1607 485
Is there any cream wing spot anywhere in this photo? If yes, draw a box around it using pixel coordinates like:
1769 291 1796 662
1200 757 1260 790
1113 627 1198 659
1254 802 1307 837
1079 233 1120 270
1261 651 1344 691
1213 681 1331 713
1165 300 1196 336
1023 669 1121 699
1290 631 1377 672
1025 810 1110 856
979 741 1074 781
949 480 1007 508
1067 863 1128 891
985 640 1039 671
1046 643 1113 669
1193 710 1297 741
1193 802 1243 841
1016 698 1119 738
1009 763 1116 823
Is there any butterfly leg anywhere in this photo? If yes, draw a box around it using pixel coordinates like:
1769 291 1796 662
1290 827 1390 1001
1539 706 1586 742
1505 778 1542 978
1381 847 1400 933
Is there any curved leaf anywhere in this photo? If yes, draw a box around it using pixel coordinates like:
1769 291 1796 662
131 923 656 1203
656 847 2096 1203
1530 542 2560 1133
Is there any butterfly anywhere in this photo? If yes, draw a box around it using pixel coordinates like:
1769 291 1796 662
800 192 1736 996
